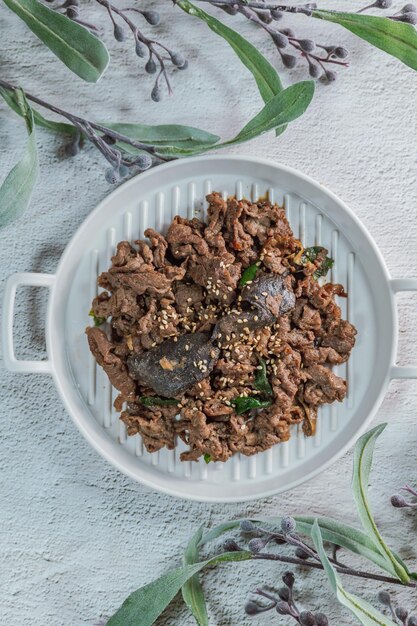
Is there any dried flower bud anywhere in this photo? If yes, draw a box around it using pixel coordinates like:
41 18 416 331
295 546 311 559
245 601 262 615
282 53 297 69
281 516 296 534
248 538 267 553
141 10 160 25
391 494 408 507
334 46 348 58
299 38 316 52
397 11 417 22
223 539 241 552
276 601 291 615
66 5 79 19
282 572 295 588
134 153 152 170
135 40 147 58
177 59 189 70
145 58 157 74
113 23 127 42
257 9 273 24
278 586 290 601
300 611 317 626
325 70 337 82
271 8 283 19
377 591 391 606
170 52 186 67
308 62 321 78
280 27 295 37
402 3 417 11
105 167 120 184
315 613 329 626
395 607 408 621
375 0 392 7
240 520 256 532
151 83 162 102
271 31 288 49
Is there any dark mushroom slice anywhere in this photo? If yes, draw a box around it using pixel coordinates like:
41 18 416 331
241 274 295 324
127 332 219 398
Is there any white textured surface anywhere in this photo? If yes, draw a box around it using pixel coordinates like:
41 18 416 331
1 1 417 624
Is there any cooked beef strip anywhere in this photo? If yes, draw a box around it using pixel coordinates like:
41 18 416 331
87 191 356 462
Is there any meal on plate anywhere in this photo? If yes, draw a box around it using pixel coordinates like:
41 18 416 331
86 192 356 463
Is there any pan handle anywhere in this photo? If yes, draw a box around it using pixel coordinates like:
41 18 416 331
390 278 417 379
2 272 55 374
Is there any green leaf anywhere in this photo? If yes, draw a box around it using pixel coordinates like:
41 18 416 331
203 453 212 464
223 80 314 146
0 88 39 227
238 261 260 287
176 0 285 136
138 396 179 407
254 358 273 396
2 0 109 82
155 82 315 159
313 10 417 73
104 123 220 148
107 551 251 626
182 527 209 626
352 423 410 583
0 86 76 135
311 520 398 626
232 396 273 415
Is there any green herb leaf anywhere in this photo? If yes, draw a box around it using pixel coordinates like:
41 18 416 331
176 0 285 136
314 257 334 280
299 246 334 280
155 82 315 158
232 396 273 415
105 123 220 149
138 396 179 407
88 309 107 327
313 10 417 73
0 88 39 228
107 551 252 626
238 261 259 287
254 359 273 396
222 81 315 146
352 423 410 583
311 520 398 626
203 453 212 464
181 527 209 626
2 0 109 82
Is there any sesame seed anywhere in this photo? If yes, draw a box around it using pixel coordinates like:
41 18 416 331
261 291 268 296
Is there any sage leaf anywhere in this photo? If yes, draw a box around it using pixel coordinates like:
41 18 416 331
176 0 285 136
0 89 39 228
313 10 417 72
2 0 109 82
311 520 398 626
352 423 410 583
182 527 209 626
155 81 315 158
104 123 220 148
223 80 314 146
107 551 251 626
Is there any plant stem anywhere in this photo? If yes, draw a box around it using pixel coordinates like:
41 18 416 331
252 552 417 588
196 0 313 12
0 79 168 158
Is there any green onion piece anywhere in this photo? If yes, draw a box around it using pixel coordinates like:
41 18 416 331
89 308 107 327
232 396 273 415
314 256 334 279
203 453 212 464
254 358 273 395
138 396 179 407
239 261 260 287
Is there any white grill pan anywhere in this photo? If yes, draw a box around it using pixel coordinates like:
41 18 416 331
3 156 417 502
